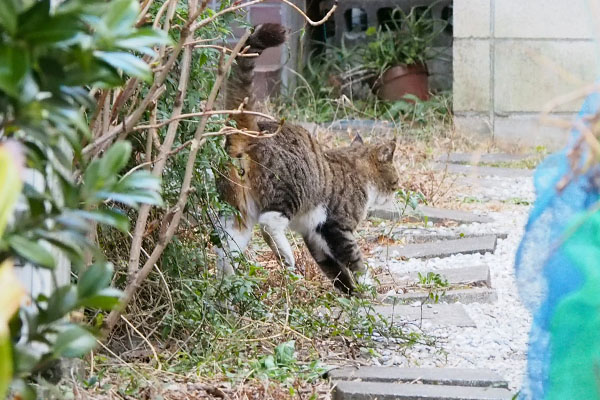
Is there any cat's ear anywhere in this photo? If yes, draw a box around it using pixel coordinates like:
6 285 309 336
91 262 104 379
351 133 364 146
377 140 397 162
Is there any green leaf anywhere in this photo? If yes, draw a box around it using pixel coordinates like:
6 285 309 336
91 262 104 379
0 0 18 35
275 341 296 365
53 325 97 358
18 0 81 45
37 231 86 267
0 142 24 237
117 170 161 191
94 51 152 82
83 142 131 197
73 208 130 232
0 44 29 98
96 190 163 208
56 212 90 233
0 325 12 399
78 262 114 299
53 107 91 138
115 28 171 56
78 288 122 309
12 345 40 376
8 236 56 269
99 141 132 177
43 286 78 323
102 0 139 35
82 159 102 195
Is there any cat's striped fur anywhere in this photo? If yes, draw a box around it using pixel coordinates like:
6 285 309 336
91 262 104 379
216 23 399 294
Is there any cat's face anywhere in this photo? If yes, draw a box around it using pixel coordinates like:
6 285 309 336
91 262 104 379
347 136 399 207
370 140 399 203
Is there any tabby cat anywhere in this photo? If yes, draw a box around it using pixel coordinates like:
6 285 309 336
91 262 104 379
216 23 399 294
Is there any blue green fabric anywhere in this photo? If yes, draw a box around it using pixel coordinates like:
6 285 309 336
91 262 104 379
515 90 600 399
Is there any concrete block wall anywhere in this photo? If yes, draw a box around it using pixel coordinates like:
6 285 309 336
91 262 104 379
453 0 600 149
320 0 453 92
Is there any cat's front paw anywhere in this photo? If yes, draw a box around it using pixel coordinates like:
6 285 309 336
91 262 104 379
356 269 374 287
353 270 376 298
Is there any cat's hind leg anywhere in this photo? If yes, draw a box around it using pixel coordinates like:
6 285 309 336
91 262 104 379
302 233 355 294
317 220 373 289
259 211 296 272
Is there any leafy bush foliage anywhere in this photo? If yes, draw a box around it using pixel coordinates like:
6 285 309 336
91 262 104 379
0 0 165 396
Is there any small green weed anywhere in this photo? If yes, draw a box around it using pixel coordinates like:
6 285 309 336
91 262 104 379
417 272 449 304
250 341 327 384
461 196 483 204
505 198 531 206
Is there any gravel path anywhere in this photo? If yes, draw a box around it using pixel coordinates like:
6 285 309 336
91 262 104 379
367 174 534 390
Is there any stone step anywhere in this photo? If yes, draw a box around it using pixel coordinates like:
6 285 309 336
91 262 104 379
398 232 507 246
432 162 533 178
436 152 533 165
405 265 492 288
370 205 493 224
370 304 476 328
326 119 396 134
378 235 497 259
380 287 498 305
328 367 509 389
333 381 513 400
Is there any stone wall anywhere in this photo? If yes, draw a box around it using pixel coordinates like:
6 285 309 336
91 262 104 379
453 0 599 149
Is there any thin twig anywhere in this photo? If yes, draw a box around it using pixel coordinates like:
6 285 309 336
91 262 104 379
120 315 162 370
193 44 259 57
133 109 276 130
135 0 155 27
145 102 157 168
95 340 150 383
278 0 338 26
127 231 176 343
85 84 167 157
120 127 271 177
152 0 173 29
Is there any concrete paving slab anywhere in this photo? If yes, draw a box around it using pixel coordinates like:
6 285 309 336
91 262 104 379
370 304 476 328
379 236 497 259
396 232 508 245
435 153 533 165
432 162 533 178
369 205 493 224
328 367 509 388
326 119 396 134
333 381 514 400
405 265 492 288
455 177 509 189
381 288 498 305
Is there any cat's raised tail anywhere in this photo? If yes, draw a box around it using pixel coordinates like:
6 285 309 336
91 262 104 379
225 23 287 155
219 24 286 230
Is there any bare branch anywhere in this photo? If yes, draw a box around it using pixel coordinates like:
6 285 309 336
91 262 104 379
192 44 259 57
133 109 277 131
135 0 155 27
278 0 338 26
145 103 158 168
121 126 273 176
104 30 252 334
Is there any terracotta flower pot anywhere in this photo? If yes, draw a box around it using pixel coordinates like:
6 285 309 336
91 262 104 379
376 63 429 101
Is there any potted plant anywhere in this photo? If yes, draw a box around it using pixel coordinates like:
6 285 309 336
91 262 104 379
363 5 447 101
